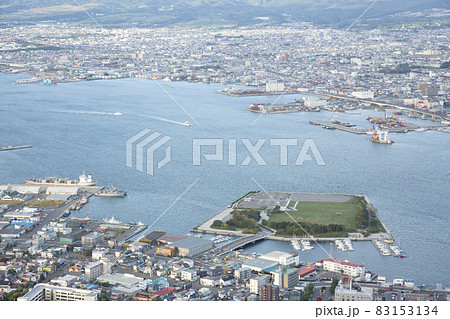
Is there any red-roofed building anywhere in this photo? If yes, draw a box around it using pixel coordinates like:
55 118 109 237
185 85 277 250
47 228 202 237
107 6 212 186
298 266 317 279
322 258 365 277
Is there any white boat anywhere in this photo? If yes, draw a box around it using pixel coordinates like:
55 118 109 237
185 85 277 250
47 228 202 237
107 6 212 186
301 239 314 250
291 240 302 250
183 121 191 127
113 112 123 116
103 216 121 224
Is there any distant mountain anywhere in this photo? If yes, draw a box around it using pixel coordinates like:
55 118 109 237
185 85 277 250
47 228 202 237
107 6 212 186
1 0 449 28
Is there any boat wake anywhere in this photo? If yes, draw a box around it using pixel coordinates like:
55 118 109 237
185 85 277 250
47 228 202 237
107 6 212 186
145 115 188 126
51 110 123 116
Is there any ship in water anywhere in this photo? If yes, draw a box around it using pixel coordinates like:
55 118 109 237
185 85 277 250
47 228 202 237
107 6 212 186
25 172 96 186
113 112 123 116
70 194 89 211
183 121 191 127
103 216 121 224
369 126 394 144
95 186 127 197
15 77 42 85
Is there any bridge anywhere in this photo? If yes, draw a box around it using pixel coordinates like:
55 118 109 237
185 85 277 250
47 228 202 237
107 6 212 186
217 230 273 256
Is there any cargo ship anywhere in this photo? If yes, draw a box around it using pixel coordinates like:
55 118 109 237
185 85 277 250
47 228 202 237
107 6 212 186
95 186 127 197
369 126 394 144
25 172 96 186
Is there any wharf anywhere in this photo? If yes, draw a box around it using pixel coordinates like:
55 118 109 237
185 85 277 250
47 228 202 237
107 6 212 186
114 224 148 242
0 145 32 151
309 121 369 134
217 89 298 97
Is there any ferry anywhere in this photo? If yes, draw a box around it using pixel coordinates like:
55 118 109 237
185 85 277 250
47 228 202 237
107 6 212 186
26 172 96 186
183 121 191 127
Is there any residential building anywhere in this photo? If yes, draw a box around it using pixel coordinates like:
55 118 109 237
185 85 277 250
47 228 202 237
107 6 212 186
250 275 270 294
234 268 251 282
85 260 110 281
81 232 103 246
18 283 97 301
322 258 365 277
181 269 198 282
259 284 280 301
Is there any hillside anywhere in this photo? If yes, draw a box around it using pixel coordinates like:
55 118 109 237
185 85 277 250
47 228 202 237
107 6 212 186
1 0 449 28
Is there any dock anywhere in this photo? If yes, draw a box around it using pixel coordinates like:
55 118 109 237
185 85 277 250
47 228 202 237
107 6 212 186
309 121 369 134
217 89 298 97
0 145 33 151
114 224 148 242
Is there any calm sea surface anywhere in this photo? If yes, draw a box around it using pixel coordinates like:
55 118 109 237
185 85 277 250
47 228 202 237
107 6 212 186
1 74 449 286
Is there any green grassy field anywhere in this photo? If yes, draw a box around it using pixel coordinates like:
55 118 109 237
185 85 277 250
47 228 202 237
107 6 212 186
269 198 362 231
25 200 64 209
0 200 22 206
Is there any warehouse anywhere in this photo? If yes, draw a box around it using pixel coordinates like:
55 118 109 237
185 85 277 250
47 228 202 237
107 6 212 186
167 237 213 257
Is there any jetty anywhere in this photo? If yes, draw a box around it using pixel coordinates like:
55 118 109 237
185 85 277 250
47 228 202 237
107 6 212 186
0 145 33 151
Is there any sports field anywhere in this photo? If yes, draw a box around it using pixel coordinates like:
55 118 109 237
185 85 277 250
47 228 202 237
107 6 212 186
269 196 364 231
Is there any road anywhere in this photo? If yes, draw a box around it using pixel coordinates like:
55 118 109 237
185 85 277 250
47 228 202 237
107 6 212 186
20 188 101 240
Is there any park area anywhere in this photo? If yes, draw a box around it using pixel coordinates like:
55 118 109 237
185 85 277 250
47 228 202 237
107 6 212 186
269 197 361 230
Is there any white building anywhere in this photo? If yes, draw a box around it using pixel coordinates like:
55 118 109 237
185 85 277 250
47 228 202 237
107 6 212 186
304 97 327 107
250 275 270 294
18 283 97 301
85 260 110 281
92 247 109 261
351 91 374 99
322 258 365 277
97 273 143 289
335 287 374 301
200 276 220 287
265 82 285 92
393 276 404 286
259 251 299 267
181 269 198 282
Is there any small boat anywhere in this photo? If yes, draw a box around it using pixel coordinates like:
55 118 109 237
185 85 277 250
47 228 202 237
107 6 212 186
113 112 123 116
183 121 191 127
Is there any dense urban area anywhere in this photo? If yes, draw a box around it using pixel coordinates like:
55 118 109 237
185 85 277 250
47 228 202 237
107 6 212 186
0 19 449 302
0 176 448 301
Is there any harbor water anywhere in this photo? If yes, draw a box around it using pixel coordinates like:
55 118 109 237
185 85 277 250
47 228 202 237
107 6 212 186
1 74 449 286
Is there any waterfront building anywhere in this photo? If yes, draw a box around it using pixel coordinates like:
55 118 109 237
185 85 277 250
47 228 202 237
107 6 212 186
322 258 365 277
259 251 299 267
167 237 213 257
